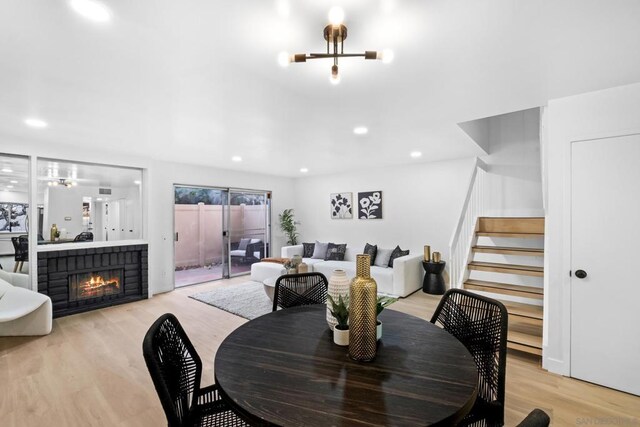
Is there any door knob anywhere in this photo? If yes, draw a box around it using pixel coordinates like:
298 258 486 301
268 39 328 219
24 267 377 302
575 269 587 279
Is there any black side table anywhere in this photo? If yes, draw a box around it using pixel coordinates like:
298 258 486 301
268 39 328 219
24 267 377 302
422 261 446 295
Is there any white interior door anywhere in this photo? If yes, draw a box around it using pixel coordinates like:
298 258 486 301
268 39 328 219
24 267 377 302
571 134 640 395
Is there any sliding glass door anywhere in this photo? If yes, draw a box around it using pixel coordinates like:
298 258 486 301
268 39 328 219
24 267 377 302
173 185 270 287
174 186 226 287
228 190 271 277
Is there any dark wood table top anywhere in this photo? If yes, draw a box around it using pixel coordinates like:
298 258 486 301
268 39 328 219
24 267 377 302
214 305 478 426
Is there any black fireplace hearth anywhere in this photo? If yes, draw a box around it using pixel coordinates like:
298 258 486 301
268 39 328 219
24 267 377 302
37 244 148 317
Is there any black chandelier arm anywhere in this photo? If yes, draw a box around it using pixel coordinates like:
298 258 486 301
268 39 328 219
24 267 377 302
306 53 368 59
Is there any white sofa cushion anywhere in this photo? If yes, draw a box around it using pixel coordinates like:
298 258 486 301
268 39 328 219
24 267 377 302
302 258 324 267
0 269 30 289
250 262 286 283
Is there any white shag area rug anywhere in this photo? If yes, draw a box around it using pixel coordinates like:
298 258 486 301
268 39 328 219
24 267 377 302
189 281 272 320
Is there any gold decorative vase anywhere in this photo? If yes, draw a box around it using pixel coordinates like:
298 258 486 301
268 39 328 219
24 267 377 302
348 254 378 362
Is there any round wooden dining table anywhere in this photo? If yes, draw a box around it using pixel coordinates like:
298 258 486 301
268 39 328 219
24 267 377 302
215 305 478 426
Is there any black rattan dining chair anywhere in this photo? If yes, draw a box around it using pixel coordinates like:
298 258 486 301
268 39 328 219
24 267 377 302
430 289 509 427
11 235 28 272
142 313 248 427
273 272 328 312
516 409 550 427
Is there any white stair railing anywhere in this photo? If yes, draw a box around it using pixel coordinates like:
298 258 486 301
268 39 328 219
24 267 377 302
449 158 489 289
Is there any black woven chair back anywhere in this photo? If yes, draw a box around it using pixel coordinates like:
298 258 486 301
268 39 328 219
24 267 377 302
431 289 508 426
12 236 28 262
143 313 202 427
74 232 94 242
273 272 328 312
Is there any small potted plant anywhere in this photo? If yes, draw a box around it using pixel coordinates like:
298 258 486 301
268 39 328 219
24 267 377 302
327 294 349 346
376 296 398 340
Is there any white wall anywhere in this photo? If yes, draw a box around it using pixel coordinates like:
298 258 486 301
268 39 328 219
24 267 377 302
292 158 477 260
544 81 640 375
482 108 544 217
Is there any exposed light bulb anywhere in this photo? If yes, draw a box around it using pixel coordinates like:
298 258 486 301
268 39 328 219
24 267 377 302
69 0 111 23
377 49 394 64
330 74 341 85
328 6 345 26
278 51 292 67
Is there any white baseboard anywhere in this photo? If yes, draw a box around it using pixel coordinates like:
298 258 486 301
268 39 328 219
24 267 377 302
542 354 568 375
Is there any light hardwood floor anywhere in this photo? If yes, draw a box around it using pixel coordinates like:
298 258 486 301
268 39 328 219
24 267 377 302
1 278 638 426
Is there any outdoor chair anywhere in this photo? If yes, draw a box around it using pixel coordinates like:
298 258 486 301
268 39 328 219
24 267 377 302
273 272 328 312
229 238 264 264
431 289 509 427
143 313 249 427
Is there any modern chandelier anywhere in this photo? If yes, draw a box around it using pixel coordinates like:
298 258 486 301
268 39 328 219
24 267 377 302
280 6 393 84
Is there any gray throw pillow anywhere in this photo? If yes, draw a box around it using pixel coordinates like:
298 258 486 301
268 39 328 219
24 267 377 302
238 238 251 251
389 246 410 267
312 241 329 259
325 243 347 261
362 243 377 265
374 248 393 268
302 242 315 258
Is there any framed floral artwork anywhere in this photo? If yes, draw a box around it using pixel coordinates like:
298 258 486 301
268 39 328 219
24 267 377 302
330 193 353 219
358 191 383 219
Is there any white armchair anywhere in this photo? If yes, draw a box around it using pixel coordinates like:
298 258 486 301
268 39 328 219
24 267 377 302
0 270 52 336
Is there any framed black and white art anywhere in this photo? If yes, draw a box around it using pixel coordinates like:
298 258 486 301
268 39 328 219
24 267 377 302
358 191 383 219
330 193 353 219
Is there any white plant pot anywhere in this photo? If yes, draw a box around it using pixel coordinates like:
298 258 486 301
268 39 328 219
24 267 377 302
334 327 349 346
327 269 351 330
377 321 382 341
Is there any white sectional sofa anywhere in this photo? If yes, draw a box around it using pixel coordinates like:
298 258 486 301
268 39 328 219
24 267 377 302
0 270 52 336
280 245 423 297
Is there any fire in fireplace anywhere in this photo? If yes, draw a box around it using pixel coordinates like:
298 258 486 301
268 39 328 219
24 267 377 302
69 269 124 302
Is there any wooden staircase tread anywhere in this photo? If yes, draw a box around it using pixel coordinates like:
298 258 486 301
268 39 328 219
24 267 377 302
477 217 545 234
472 246 544 256
464 279 543 297
476 232 544 238
468 261 544 277
508 330 543 349
507 341 543 356
502 301 544 320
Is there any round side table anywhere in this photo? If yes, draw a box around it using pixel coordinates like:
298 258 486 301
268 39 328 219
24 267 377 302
422 260 446 294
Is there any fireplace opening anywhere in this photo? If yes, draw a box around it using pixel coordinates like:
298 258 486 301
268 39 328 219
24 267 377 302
69 269 124 302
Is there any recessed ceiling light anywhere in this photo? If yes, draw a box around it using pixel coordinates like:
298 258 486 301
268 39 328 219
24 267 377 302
300 168 308 173
6 185 14 189
10 180 18 184
69 0 112 23
1 168 12 173
24 118 48 128
410 151 422 158
232 156 242 162
134 180 141 185
96 198 103 201
353 126 368 135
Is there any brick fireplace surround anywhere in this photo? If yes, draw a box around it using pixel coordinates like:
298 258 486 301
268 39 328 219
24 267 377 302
37 244 148 318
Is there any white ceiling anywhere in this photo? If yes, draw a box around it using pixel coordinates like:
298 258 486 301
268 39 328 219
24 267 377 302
1 0 640 177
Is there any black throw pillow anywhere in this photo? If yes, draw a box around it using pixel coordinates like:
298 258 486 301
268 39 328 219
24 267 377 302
302 242 315 258
362 243 377 265
388 246 410 268
325 243 347 261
